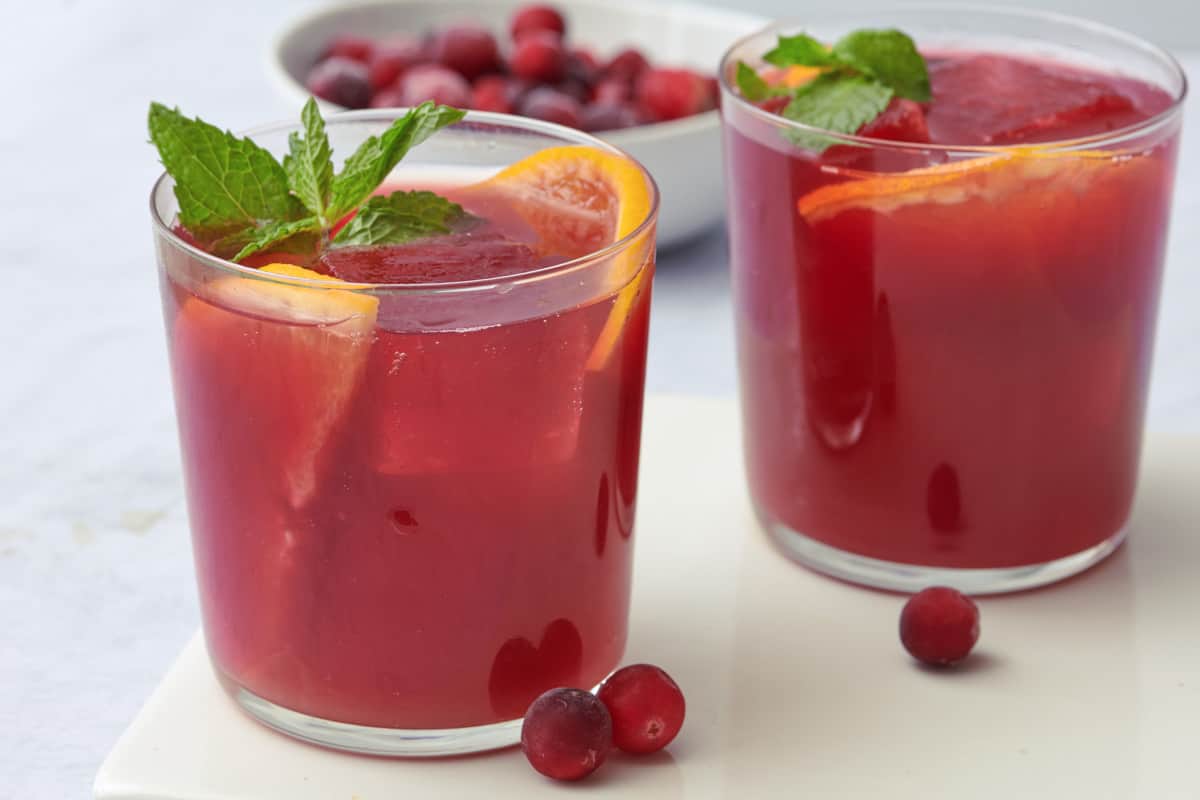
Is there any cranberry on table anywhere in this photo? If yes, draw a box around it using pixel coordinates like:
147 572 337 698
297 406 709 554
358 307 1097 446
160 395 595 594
429 23 500 80
367 35 427 90
399 64 472 108
521 688 613 781
471 75 515 113
899 586 981 666
306 57 373 109
324 34 374 63
581 101 638 132
510 4 567 40
597 664 686 754
603 47 650 85
509 30 567 83
636 67 716 122
519 87 583 128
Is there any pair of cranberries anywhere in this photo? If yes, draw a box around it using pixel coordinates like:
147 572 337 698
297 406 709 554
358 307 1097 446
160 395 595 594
521 664 685 781
305 3 717 133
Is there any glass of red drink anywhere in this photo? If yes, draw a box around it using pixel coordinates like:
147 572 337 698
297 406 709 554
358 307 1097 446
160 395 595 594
720 8 1186 593
151 111 657 755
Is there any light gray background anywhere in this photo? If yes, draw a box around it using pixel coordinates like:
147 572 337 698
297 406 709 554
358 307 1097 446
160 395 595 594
0 1 1195 797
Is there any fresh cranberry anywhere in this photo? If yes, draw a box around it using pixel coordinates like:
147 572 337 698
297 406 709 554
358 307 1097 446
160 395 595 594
555 77 591 104
472 75 515 113
521 688 612 781
306 57 373 109
635 68 715 122
592 78 630 105
324 34 374 63
581 101 638 132
429 23 500 80
569 48 601 82
368 35 426 90
597 664 686 754
899 586 981 666
859 98 932 143
397 64 472 108
519 87 583 128
510 4 566 40
603 48 649 85
509 30 567 83
369 86 407 108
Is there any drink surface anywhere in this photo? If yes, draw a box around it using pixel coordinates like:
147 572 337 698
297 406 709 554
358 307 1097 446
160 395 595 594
725 50 1180 568
162 176 653 728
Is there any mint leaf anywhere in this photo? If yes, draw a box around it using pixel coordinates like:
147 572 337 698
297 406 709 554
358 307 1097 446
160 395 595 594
763 33 838 68
327 102 466 221
148 103 306 236
333 191 469 247
832 29 930 102
231 217 323 262
782 74 893 151
283 98 335 223
735 61 773 102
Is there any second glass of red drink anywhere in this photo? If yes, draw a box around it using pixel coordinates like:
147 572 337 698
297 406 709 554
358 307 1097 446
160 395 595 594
721 8 1186 593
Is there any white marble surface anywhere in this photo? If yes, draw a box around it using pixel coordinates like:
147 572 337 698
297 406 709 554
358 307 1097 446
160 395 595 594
0 1 1196 796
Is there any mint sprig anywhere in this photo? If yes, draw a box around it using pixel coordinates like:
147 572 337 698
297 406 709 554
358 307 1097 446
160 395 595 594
149 99 467 261
736 27 930 151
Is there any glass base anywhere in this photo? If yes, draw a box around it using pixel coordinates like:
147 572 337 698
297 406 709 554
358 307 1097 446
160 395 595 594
761 515 1128 595
232 686 521 757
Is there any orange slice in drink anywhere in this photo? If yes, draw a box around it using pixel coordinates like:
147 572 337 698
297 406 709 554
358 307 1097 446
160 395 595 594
465 145 654 370
797 149 1120 224
177 264 377 507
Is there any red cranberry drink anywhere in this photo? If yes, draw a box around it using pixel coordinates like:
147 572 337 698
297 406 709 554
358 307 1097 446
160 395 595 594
721 9 1186 592
149 102 657 755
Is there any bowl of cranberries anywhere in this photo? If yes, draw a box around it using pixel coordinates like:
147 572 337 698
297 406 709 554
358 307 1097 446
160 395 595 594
271 0 766 246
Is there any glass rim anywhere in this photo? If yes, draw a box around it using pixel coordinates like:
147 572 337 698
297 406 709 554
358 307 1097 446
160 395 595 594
149 108 660 295
718 2 1189 155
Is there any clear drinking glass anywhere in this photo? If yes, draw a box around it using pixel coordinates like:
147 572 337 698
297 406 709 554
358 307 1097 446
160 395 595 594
151 110 658 755
720 7 1186 593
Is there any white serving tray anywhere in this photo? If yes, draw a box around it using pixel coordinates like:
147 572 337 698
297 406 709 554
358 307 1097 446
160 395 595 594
95 395 1200 799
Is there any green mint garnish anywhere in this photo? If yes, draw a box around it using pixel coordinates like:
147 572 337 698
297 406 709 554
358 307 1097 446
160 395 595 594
148 98 467 262
737 27 930 151
333 191 470 247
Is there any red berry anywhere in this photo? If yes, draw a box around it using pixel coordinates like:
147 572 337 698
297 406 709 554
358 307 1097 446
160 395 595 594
306 57 373 109
471 75 515 113
518 87 582 128
758 95 789 114
581 101 638 132
509 30 567 83
569 48 601 80
510 4 566 41
554 77 591 104
899 586 981 666
429 23 500 80
324 34 374 63
597 665 685 754
603 48 649 85
398 64 472 108
521 688 612 781
858 98 932 143
368 35 426 90
635 68 715 122
369 86 407 108
592 78 630 105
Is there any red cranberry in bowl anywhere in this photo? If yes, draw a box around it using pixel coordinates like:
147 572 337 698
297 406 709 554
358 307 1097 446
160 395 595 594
306 57 373 109
324 34 374 63
603 48 650 85
367 34 427 90
429 23 500 80
471 75 516 113
399 64 472 108
369 86 407 108
509 30 567 83
519 87 583 128
510 4 567 41
636 67 715 122
592 78 630 105
581 101 638 132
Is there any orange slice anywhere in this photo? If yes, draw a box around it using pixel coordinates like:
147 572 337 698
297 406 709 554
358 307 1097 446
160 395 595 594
797 149 1120 224
180 264 377 507
467 145 654 370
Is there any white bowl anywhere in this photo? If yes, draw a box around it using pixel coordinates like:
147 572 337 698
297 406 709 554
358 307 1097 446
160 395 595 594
270 0 766 248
